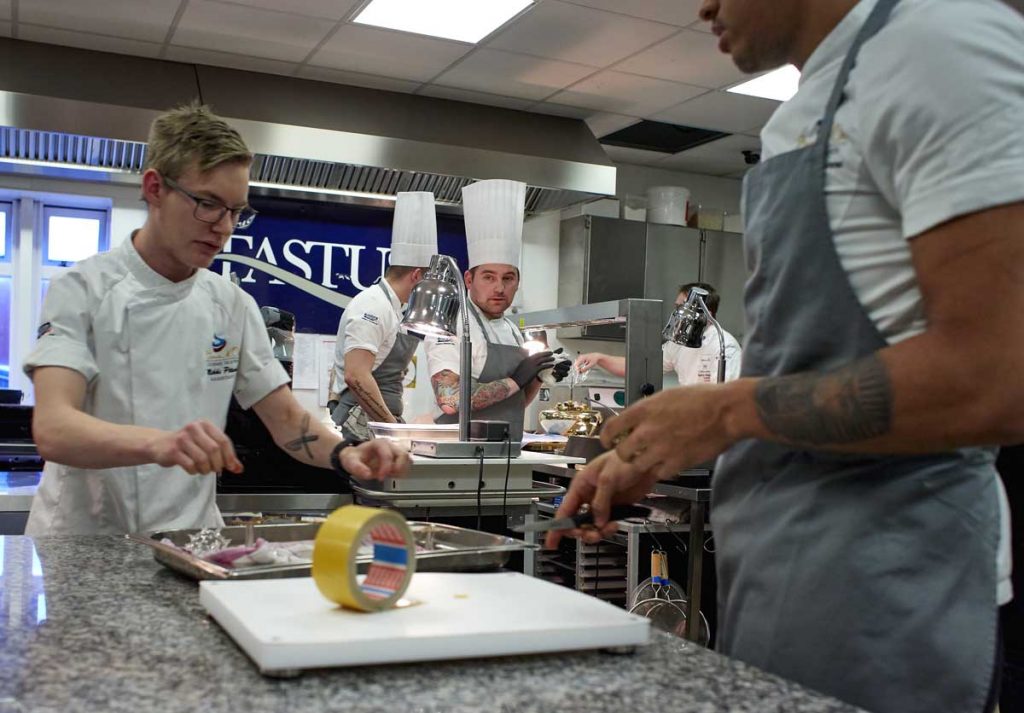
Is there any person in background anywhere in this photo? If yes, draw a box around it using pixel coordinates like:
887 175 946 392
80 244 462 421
424 179 566 442
575 282 742 384
549 1 1024 712
331 192 437 442
25 102 409 536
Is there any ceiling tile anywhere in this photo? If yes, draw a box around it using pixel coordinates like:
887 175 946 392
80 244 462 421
213 0 360 20
18 24 163 57
173 0 332 63
164 46 299 78
602 144 671 167
310 24 472 83
560 0 703 27
688 19 713 34
418 85 536 111
487 1 677 67
549 70 705 116
19 0 180 43
433 49 596 102
652 90 780 134
616 29 746 90
298 65 422 94
585 112 642 139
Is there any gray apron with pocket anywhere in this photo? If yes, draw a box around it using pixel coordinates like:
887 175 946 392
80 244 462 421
713 1 999 711
436 304 527 442
332 282 420 442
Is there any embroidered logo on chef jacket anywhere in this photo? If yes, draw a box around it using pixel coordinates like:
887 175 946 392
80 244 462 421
206 334 240 382
361 312 380 324
697 355 714 384
37 322 53 339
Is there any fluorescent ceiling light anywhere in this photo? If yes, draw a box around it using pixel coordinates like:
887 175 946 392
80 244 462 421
727 65 801 102
354 0 533 44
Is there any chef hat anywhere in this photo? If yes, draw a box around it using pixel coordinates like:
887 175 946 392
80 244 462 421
390 192 438 268
462 179 526 270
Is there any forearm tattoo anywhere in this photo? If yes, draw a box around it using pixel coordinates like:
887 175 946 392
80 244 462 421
431 370 514 412
754 354 893 446
350 379 395 422
284 412 319 458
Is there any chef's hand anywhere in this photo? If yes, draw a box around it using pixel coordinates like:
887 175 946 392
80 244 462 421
151 419 243 475
340 439 411 480
544 450 657 549
601 383 745 480
511 351 555 389
574 353 602 373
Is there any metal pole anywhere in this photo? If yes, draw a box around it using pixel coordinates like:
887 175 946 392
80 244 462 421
444 254 474 443
698 295 728 384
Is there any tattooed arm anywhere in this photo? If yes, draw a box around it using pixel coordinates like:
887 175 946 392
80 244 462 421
431 370 518 415
343 348 398 423
600 202 1024 479
253 386 410 478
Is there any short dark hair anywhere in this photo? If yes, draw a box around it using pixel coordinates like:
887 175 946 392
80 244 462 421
678 282 720 317
386 265 420 279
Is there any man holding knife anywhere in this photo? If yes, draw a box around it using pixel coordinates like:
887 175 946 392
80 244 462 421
550 1 1024 712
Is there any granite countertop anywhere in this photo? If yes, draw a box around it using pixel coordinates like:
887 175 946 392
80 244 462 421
0 535 864 713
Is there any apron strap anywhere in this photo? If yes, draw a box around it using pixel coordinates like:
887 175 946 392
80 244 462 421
819 0 902 166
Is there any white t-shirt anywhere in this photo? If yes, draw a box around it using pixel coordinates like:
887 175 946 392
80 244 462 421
760 0 1024 604
332 279 404 390
663 325 742 384
423 301 523 421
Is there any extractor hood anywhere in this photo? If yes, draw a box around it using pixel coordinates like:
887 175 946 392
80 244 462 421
0 38 616 213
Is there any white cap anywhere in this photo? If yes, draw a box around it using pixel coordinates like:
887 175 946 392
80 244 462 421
390 192 438 267
462 179 526 269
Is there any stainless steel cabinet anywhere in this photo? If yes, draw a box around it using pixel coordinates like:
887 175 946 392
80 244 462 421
557 216 746 341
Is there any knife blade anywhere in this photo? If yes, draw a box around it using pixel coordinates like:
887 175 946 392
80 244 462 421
511 505 651 533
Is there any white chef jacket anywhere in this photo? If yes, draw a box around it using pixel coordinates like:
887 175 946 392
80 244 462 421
332 279 404 390
760 0 1024 604
662 325 742 384
423 300 523 422
23 236 290 535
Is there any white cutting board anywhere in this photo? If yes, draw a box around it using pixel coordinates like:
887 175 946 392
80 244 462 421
200 572 650 674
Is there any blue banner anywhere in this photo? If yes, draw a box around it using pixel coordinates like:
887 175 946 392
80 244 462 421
211 199 468 334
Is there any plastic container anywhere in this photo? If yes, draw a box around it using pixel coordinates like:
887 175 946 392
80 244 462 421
646 186 690 226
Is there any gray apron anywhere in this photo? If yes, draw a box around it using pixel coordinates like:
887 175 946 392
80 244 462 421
713 1 999 711
332 282 420 442
436 304 527 442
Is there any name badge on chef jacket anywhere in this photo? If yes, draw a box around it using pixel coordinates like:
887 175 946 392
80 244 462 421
206 334 241 382
697 356 714 384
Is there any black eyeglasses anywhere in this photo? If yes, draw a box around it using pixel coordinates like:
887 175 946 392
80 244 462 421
162 175 257 229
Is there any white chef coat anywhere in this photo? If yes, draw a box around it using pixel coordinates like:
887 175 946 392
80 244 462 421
662 325 742 384
760 0 1024 604
23 236 290 535
423 300 523 422
332 279 404 389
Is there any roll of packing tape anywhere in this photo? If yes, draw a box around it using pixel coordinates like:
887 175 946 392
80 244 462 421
312 505 416 611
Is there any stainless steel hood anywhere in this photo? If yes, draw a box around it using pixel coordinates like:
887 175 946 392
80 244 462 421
0 38 616 213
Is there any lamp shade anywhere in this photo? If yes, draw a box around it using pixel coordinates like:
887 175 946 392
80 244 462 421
400 254 461 337
663 288 709 348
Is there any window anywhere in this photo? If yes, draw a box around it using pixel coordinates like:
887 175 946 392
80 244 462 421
42 206 108 266
0 203 11 262
0 195 112 400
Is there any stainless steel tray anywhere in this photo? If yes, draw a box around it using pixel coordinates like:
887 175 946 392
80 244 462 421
130 520 538 581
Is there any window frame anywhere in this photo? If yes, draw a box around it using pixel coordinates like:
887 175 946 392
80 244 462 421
41 205 110 267
0 201 12 264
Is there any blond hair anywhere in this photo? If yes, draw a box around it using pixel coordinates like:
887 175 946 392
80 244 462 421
144 102 252 179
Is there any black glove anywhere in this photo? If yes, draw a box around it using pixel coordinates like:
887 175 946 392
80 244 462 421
511 350 555 389
551 359 571 382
